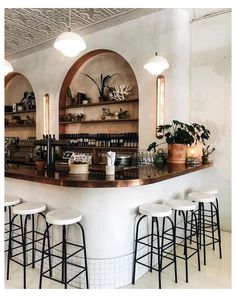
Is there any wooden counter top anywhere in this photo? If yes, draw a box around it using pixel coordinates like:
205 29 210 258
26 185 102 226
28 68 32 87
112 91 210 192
5 162 213 188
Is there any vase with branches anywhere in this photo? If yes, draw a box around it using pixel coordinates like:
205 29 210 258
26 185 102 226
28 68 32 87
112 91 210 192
81 73 118 102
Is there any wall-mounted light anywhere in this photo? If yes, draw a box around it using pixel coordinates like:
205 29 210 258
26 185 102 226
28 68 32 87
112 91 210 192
54 8 86 57
144 52 169 76
4 59 14 76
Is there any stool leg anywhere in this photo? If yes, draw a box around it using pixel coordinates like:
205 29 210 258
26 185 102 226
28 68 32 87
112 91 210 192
155 217 162 289
210 203 215 250
198 203 202 249
22 215 29 289
201 203 207 265
215 198 222 259
7 206 12 256
160 217 166 270
192 211 201 271
6 214 17 280
39 225 50 289
166 216 177 284
182 211 188 283
132 215 145 285
150 217 154 272
189 211 193 245
39 213 52 277
62 225 67 289
32 214 35 268
77 222 89 289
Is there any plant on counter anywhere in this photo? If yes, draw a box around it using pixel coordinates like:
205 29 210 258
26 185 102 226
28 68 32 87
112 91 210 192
156 120 210 145
35 146 46 161
202 145 215 164
149 120 212 164
35 146 46 171
80 73 119 102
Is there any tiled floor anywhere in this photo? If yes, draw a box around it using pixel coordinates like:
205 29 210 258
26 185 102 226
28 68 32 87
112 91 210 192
5 231 231 289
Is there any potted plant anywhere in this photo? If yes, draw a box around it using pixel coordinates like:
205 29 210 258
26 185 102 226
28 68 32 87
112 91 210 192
81 73 118 102
35 146 46 171
155 120 211 164
202 145 215 164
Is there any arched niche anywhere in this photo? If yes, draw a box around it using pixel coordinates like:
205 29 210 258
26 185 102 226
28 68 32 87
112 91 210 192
59 49 139 107
59 49 139 135
5 72 34 106
5 72 36 139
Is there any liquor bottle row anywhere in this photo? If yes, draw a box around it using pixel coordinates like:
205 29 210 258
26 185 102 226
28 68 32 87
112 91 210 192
59 133 139 148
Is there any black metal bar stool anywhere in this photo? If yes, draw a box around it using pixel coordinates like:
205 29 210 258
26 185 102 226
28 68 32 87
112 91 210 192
132 203 177 289
4 195 21 252
6 202 51 289
165 199 201 283
39 208 89 289
188 190 222 265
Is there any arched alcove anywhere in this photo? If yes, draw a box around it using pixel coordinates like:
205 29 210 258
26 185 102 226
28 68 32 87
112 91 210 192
5 72 36 139
59 49 139 135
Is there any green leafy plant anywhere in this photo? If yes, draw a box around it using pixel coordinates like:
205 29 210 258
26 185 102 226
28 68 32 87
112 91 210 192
156 120 210 145
35 146 46 161
202 145 215 157
67 87 73 99
81 73 118 100
147 141 165 153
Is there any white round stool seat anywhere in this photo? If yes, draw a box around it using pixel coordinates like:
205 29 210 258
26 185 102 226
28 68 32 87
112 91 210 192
139 203 172 218
196 187 218 195
13 202 46 215
188 192 215 203
46 208 83 225
166 199 196 211
5 195 21 207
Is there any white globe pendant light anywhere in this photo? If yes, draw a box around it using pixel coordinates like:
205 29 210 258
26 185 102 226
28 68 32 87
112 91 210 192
54 9 86 57
144 52 169 75
54 31 86 57
4 59 14 76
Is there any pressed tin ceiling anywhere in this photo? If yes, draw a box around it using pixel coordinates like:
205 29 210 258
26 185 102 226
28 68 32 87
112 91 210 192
5 8 158 59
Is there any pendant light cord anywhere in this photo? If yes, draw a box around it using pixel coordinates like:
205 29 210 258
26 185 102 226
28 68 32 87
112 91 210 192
68 8 71 32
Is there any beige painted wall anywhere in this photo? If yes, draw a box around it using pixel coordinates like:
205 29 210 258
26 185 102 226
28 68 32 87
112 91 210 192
190 12 231 231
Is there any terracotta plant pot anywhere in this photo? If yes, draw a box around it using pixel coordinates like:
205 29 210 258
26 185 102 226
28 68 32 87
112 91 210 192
35 160 45 171
168 143 187 164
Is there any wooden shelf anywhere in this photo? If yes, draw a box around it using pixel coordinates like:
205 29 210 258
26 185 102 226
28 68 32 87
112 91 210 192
59 118 138 124
10 144 35 147
5 123 36 128
60 98 138 109
5 109 36 115
67 146 138 150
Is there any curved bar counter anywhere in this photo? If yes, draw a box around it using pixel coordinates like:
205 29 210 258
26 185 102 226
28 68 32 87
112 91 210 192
5 163 212 288
5 163 212 188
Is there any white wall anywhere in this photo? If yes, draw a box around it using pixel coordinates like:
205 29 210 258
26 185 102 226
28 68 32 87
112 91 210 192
10 9 190 148
190 12 231 231
8 9 231 231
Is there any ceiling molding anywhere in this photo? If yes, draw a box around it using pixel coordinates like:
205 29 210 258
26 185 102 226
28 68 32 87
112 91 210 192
5 8 159 60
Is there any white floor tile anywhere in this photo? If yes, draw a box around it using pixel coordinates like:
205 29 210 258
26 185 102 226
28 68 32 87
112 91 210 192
4 231 231 289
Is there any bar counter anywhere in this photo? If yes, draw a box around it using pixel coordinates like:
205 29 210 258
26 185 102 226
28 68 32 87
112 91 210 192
5 162 213 288
5 162 212 188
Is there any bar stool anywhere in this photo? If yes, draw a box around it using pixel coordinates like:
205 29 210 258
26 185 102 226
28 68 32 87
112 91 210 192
4 195 21 251
6 202 50 289
188 191 222 265
132 203 177 289
165 199 200 283
39 208 89 289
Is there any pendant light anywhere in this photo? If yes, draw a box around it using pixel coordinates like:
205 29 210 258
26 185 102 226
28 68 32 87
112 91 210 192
144 52 169 75
54 8 86 57
4 59 14 76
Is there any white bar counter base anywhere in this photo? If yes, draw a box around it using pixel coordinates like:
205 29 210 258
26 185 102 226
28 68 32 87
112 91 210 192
5 167 212 288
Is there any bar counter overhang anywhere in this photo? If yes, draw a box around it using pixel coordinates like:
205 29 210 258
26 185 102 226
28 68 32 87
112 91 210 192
5 163 213 288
